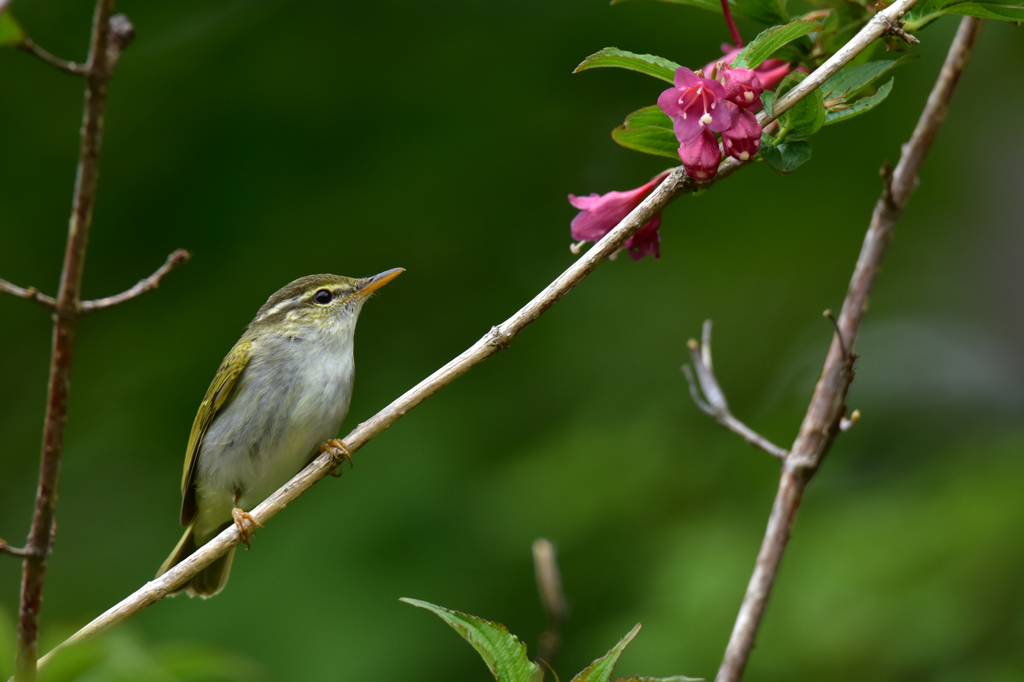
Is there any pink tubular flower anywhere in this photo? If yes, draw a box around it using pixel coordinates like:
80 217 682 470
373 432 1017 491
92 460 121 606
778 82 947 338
568 170 671 260
722 67 764 109
721 103 761 162
704 44 794 91
679 129 721 181
657 67 733 145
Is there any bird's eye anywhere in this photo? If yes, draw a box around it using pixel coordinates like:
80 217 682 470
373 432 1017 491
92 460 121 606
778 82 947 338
313 289 333 305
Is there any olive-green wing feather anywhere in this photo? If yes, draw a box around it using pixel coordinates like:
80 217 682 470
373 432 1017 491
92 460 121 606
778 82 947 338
179 339 252 526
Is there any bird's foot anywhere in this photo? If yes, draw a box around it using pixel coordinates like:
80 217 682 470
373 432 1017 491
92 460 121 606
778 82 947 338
320 438 354 477
231 508 263 548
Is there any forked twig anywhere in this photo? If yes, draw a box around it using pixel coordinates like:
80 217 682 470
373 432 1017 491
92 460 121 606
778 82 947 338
683 321 789 461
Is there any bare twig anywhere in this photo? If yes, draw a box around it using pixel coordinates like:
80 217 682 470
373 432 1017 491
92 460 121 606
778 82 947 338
0 281 54 310
80 250 191 311
533 539 568 673
35 2 926 666
17 39 86 76
1 249 189 313
714 16 983 682
1 538 33 559
14 1 122 680
683 321 789 460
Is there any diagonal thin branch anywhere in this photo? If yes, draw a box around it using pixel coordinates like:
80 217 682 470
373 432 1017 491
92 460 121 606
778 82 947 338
0 280 55 310
34 0 924 667
714 16 983 682
683 321 789 460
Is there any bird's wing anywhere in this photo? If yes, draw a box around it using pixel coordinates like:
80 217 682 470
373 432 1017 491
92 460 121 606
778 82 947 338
179 338 252 526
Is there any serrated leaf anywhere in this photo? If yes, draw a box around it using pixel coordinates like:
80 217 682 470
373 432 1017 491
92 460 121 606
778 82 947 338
575 48 682 84
821 55 914 100
824 77 893 125
774 72 825 140
401 598 543 682
906 0 1024 29
760 137 812 173
571 623 642 682
0 10 26 47
611 106 679 159
731 20 821 70
735 0 790 24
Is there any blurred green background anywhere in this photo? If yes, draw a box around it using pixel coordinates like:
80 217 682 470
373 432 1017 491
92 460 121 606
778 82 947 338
2 1 1023 680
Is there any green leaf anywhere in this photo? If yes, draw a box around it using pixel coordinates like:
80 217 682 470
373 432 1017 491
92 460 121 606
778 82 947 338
571 623 642 682
824 77 893 125
575 48 682 84
611 106 679 160
760 90 776 119
735 0 790 24
731 20 821 70
401 598 543 682
906 0 1024 29
774 72 825 141
821 55 914 100
0 10 26 47
760 136 812 173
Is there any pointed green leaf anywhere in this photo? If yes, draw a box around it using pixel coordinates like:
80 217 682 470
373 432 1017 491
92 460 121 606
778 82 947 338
906 0 1024 29
735 0 790 24
0 10 26 47
571 623 642 682
824 78 893 125
760 136 812 173
611 106 679 160
821 55 914 100
401 598 543 682
575 48 682 84
730 20 821 70
773 72 824 141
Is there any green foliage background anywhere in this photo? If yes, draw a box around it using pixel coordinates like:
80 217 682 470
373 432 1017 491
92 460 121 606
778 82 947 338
1 1 1023 680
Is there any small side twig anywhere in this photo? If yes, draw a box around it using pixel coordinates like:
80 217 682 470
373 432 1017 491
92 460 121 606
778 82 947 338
1 538 33 559
80 249 191 311
683 320 789 461
533 539 568 674
17 39 87 76
881 13 921 45
1 249 190 313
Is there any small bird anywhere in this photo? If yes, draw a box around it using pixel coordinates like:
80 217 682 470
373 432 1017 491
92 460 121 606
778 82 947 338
157 269 403 597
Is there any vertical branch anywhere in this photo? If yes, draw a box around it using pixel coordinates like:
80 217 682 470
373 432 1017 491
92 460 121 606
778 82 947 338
14 1 123 679
533 539 568 675
713 16 983 682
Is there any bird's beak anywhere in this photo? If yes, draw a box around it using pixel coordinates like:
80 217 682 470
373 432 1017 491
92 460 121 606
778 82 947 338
357 267 404 297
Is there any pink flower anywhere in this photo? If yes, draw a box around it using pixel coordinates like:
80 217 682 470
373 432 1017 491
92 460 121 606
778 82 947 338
721 103 761 162
657 67 733 145
704 44 794 91
568 171 671 260
722 67 764 109
679 129 721 181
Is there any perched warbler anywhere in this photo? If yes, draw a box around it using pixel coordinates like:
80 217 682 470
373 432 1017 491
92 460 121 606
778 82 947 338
157 269 403 597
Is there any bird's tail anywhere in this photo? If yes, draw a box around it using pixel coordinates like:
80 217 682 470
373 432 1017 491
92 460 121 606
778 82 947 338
157 521 235 598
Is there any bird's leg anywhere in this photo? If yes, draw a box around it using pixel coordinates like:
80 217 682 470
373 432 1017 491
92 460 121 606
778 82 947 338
318 438 354 478
231 490 263 549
